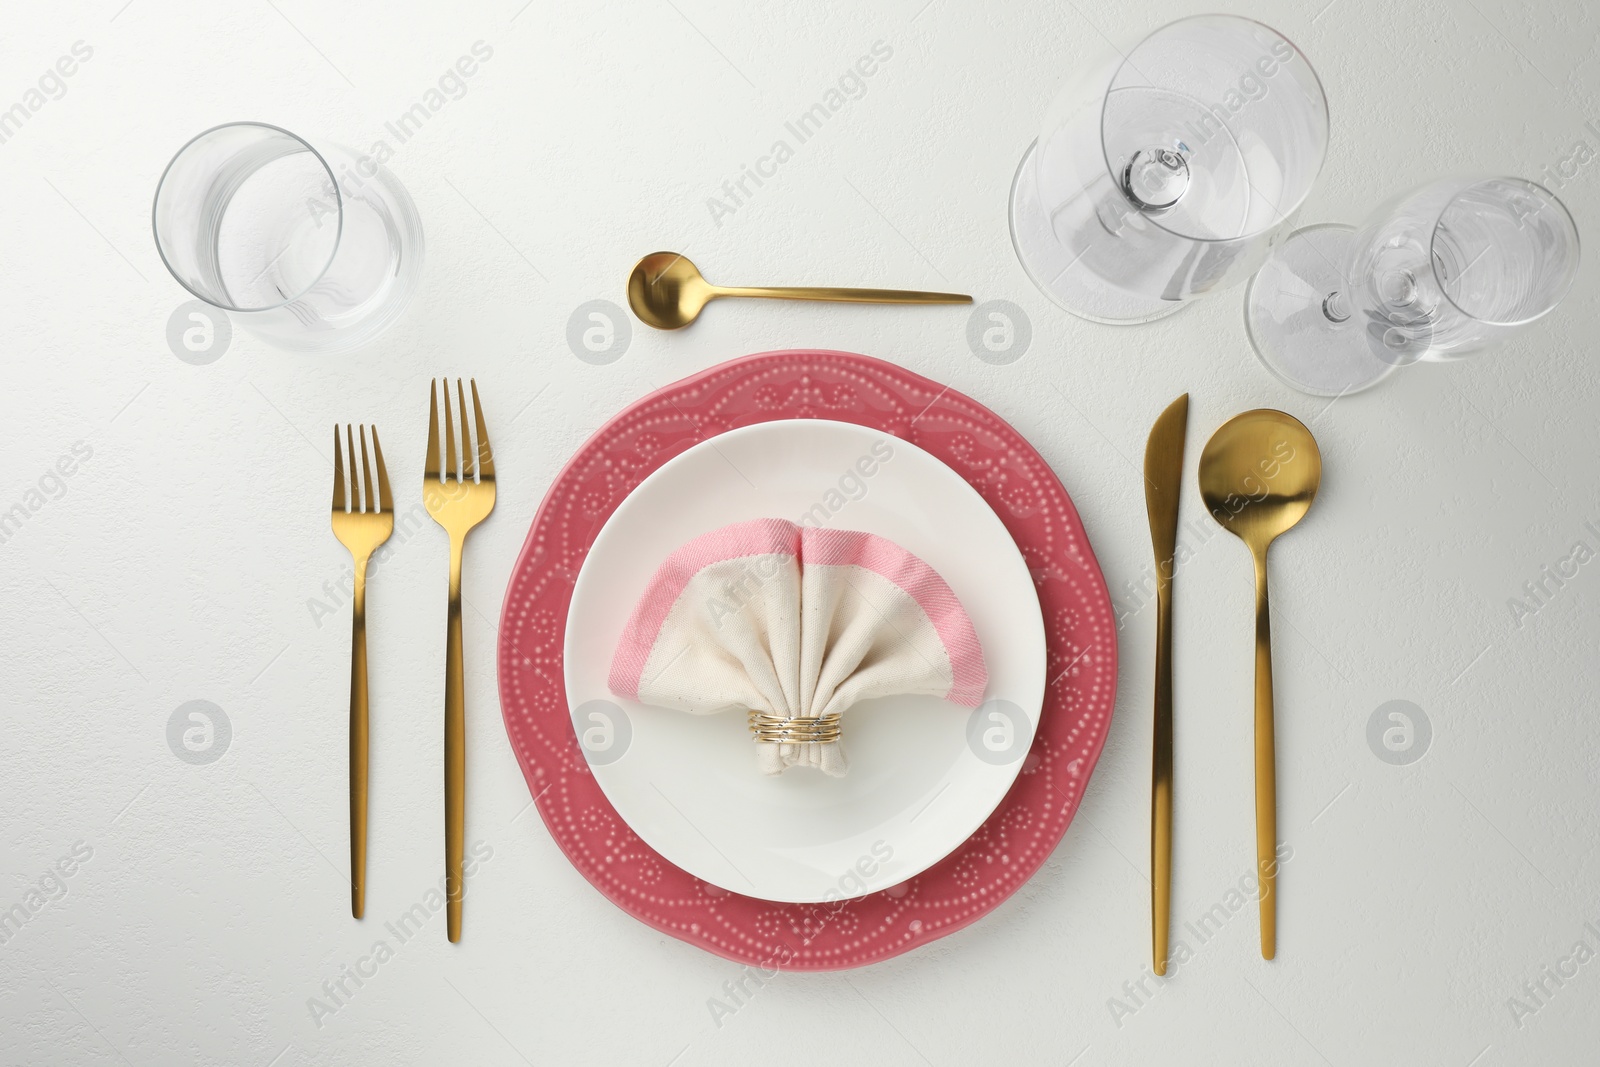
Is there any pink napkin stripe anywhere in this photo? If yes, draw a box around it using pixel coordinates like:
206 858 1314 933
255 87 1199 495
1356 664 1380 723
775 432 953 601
608 517 795 700
607 518 986 705
800 526 987 707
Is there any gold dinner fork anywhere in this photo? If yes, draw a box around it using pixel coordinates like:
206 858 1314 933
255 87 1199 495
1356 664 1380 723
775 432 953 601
423 379 496 943
330 424 393 920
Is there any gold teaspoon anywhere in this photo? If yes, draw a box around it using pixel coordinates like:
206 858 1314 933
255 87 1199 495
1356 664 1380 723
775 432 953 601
1197 409 1322 960
626 252 972 330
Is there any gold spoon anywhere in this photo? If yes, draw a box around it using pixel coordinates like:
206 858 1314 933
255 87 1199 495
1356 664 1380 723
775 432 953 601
1197 409 1322 961
626 252 972 330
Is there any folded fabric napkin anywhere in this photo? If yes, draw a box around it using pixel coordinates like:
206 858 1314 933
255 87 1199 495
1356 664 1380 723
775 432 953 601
609 518 987 776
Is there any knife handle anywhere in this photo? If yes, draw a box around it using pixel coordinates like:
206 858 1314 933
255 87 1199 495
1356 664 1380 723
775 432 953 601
1151 575 1174 976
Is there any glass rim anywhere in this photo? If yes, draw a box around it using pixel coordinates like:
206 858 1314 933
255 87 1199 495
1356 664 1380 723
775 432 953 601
1426 175 1581 328
151 120 345 314
1097 13 1330 245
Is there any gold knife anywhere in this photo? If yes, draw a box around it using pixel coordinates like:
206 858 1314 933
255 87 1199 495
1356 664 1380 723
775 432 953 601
1143 393 1188 976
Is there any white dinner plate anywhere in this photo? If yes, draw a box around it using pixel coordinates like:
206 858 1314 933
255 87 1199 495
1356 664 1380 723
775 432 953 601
564 419 1046 903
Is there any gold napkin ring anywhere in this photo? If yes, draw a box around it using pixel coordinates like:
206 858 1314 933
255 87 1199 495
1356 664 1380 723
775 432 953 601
746 711 843 745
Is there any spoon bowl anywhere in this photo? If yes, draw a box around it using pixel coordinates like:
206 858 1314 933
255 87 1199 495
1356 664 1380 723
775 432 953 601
1197 410 1322 544
628 253 716 330
1197 408 1322 962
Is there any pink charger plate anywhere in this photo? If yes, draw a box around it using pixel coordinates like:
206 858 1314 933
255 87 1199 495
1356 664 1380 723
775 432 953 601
496 350 1117 970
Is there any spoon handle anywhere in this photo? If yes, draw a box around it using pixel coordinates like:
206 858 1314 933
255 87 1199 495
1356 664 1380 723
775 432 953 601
1252 548 1278 960
717 285 971 306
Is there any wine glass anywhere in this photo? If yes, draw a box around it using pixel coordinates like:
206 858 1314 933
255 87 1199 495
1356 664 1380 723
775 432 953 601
1009 15 1329 324
153 122 424 354
1246 176 1581 395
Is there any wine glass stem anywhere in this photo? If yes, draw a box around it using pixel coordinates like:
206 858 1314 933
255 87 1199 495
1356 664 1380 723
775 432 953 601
1321 290 1351 323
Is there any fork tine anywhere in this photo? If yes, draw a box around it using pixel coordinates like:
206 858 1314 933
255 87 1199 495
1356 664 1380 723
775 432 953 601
443 378 458 482
456 378 472 481
371 426 392 512
470 379 494 479
347 426 360 511
359 425 375 514
333 426 346 511
426 379 441 481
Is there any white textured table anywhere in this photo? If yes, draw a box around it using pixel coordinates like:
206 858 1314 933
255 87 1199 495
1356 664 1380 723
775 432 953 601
4 1 1597 1063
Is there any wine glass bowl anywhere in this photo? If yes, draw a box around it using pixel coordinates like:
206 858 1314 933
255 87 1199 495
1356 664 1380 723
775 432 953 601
1010 15 1329 324
1247 176 1581 395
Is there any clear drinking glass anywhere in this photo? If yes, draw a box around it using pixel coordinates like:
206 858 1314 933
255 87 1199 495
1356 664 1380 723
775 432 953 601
153 122 424 354
1010 15 1328 324
1246 177 1581 395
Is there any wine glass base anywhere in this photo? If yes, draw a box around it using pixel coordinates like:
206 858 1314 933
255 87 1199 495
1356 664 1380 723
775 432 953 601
1245 223 1400 397
1009 141 1187 326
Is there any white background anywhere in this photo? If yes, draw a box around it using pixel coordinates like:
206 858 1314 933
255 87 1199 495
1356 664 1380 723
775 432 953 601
2 0 1597 1064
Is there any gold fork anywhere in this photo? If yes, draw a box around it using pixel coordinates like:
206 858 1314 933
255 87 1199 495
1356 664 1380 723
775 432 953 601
423 379 496 943
330 424 394 920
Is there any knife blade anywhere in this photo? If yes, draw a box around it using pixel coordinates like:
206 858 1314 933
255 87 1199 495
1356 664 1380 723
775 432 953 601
1143 393 1188 977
